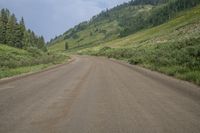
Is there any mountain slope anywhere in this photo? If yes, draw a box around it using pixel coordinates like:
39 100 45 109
48 3 154 51
80 5 200 85
49 0 200 85
49 0 199 52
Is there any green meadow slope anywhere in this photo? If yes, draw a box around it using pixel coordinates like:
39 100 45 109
50 2 200 85
49 4 153 52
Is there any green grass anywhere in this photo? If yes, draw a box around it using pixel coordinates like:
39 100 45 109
0 64 49 79
0 44 69 79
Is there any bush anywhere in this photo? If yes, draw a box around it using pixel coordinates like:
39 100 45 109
26 47 43 57
65 42 69 50
128 57 142 65
99 46 111 52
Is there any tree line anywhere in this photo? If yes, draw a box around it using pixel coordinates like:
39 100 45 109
129 0 169 5
0 8 46 51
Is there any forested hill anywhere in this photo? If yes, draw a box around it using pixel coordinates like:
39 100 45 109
0 9 46 51
48 0 200 51
0 9 68 79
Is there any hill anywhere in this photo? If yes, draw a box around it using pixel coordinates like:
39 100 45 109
49 0 199 52
81 5 200 85
48 2 154 51
49 0 200 85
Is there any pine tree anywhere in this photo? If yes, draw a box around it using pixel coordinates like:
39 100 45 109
15 24 23 48
39 36 47 52
37 36 45 49
6 14 17 47
0 9 10 44
31 31 38 48
15 17 26 48
0 15 3 44
23 30 31 48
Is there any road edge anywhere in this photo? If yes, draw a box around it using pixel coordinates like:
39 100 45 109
109 57 200 102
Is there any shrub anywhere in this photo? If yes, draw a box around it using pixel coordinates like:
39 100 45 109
65 42 69 50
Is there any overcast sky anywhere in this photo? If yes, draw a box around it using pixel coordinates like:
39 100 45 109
0 0 130 41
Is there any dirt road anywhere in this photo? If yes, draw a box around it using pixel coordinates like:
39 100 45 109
0 56 200 133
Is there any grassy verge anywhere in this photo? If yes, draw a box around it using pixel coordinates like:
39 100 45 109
0 44 69 79
0 64 50 79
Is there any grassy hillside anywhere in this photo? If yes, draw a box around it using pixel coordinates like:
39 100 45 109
0 44 68 78
49 0 200 85
49 0 199 52
80 5 200 85
49 4 153 52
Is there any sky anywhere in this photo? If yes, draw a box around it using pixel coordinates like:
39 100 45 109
0 0 130 41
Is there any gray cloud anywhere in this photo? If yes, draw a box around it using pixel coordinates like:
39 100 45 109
0 0 129 41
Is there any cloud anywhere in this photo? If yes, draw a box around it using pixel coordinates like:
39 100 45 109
0 0 130 41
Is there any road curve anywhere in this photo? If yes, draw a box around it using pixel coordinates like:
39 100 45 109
0 56 200 133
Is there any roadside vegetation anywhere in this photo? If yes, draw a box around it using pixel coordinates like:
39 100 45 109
0 44 68 78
